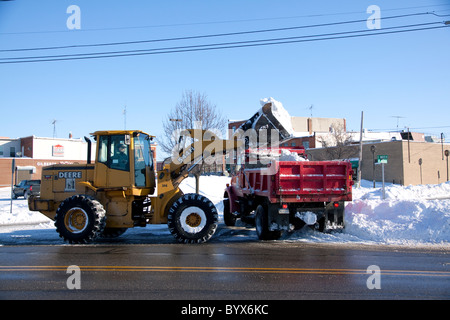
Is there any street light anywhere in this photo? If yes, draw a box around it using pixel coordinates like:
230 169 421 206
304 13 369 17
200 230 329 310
445 150 449 182
418 158 423 185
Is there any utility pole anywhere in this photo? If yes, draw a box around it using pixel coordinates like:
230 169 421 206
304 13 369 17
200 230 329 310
10 158 15 214
371 145 376 188
357 111 364 187
407 127 411 163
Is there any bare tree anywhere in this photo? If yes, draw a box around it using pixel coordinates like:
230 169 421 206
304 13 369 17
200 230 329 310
159 90 227 193
316 122 356 160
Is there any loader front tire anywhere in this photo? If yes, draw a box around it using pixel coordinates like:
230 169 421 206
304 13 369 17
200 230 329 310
54 195 106 244
168 193 218 244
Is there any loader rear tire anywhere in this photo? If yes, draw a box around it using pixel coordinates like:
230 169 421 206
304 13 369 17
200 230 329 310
168 193 218 244
54 195 106 244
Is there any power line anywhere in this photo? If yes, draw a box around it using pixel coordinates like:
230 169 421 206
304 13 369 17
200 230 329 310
2 22 441 61
0 24 447 64
0 12 438 53
370 125 450 132
1 4 449 36
1 22 443 62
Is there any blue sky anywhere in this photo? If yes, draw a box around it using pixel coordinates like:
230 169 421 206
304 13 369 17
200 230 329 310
0 0 449 159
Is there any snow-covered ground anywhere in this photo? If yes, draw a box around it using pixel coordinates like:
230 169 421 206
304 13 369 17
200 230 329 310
1 176 449 247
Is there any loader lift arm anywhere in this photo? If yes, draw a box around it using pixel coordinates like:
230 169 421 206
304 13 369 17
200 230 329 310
150 129 242 226
162 129 242 189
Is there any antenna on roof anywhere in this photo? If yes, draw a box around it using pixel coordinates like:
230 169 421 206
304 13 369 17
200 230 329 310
309 104 314 118
51 119 58 138
391 116 406 131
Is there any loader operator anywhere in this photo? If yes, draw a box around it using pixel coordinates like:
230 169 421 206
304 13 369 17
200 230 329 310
111 144 129 170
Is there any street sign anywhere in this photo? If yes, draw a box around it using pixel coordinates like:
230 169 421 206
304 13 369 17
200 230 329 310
377 155 388 164
376 155 388 200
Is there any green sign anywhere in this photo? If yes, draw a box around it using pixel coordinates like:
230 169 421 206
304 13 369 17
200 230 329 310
377 155 388 164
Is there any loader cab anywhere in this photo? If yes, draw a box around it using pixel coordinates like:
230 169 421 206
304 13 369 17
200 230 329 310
92 130 156 194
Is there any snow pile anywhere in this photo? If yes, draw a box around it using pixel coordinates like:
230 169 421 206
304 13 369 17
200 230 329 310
259 97 294 137
278 149 307 161
344 199 450 244
0 193 51 226
340 181 450 245
1 177 449 246
178 175 229 214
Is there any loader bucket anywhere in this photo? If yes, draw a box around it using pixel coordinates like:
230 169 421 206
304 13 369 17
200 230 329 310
236 98 294 148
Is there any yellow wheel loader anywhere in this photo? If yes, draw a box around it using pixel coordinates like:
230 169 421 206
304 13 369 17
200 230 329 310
28 129 241 244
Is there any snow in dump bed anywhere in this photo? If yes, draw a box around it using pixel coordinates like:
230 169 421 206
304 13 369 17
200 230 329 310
0 177 449 246
278 149 308 161
247 148 307 162
259 97 294 136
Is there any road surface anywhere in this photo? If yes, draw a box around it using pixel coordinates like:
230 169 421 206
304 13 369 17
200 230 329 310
0 226 449 302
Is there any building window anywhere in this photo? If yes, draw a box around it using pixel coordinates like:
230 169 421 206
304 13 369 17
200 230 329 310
0 146 3 156
10 147 15 157
303 141 310 149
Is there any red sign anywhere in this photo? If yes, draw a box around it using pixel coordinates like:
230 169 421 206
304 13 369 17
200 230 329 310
52 144 64 157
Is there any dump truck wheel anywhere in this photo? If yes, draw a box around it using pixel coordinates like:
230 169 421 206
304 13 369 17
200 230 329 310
223 198 236 226
168 193 218 244
255 205 282 240
54 195 106 244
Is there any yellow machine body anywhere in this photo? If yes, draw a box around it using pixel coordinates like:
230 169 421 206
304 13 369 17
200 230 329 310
29 129 242 237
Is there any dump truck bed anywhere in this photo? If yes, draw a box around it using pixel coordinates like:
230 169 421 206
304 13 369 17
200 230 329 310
235 160 353 203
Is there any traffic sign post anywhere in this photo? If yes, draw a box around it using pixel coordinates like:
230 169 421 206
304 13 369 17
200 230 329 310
376 155 388 200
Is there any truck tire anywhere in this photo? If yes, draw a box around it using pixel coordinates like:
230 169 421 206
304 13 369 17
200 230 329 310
54 195 106 244
168 193 218 244
255 205 282 240
223 198 236 226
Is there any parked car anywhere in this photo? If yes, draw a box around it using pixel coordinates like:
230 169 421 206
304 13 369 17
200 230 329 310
12 180 41 199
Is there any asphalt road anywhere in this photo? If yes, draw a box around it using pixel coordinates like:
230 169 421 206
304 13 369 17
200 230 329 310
0 229 449 302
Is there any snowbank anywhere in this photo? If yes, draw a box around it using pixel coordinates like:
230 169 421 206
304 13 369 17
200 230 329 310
1 177 449 246
340 181 450 245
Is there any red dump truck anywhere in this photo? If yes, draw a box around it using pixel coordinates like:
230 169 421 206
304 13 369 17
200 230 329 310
223 147 354 240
